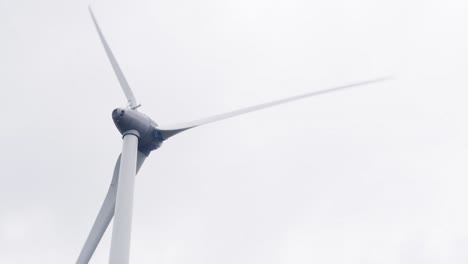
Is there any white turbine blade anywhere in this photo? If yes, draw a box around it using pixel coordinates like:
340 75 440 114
109 132 139 264
76 151 147 264
89 6 139 109
157 77 392 139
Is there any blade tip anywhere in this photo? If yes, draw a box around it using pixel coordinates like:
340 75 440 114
380 75 396 81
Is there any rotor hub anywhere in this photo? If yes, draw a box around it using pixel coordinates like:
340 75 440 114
112 108 163 155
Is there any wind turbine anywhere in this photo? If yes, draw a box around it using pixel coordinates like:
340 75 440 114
77 6 391 264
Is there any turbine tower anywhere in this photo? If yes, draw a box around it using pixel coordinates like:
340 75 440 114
77 6 391 264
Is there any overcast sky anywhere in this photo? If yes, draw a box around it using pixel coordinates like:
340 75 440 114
1 0 468 263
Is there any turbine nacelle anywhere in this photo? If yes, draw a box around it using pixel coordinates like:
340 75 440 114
112 108 163 155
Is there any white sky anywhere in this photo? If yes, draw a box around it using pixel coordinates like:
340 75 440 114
1 0 468 263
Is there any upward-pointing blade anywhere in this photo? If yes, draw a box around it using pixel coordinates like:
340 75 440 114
89 6 139 109
157 77 393 139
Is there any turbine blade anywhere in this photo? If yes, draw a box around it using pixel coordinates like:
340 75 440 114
157 77 393 139
76 151 147 264
88 6 139 109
